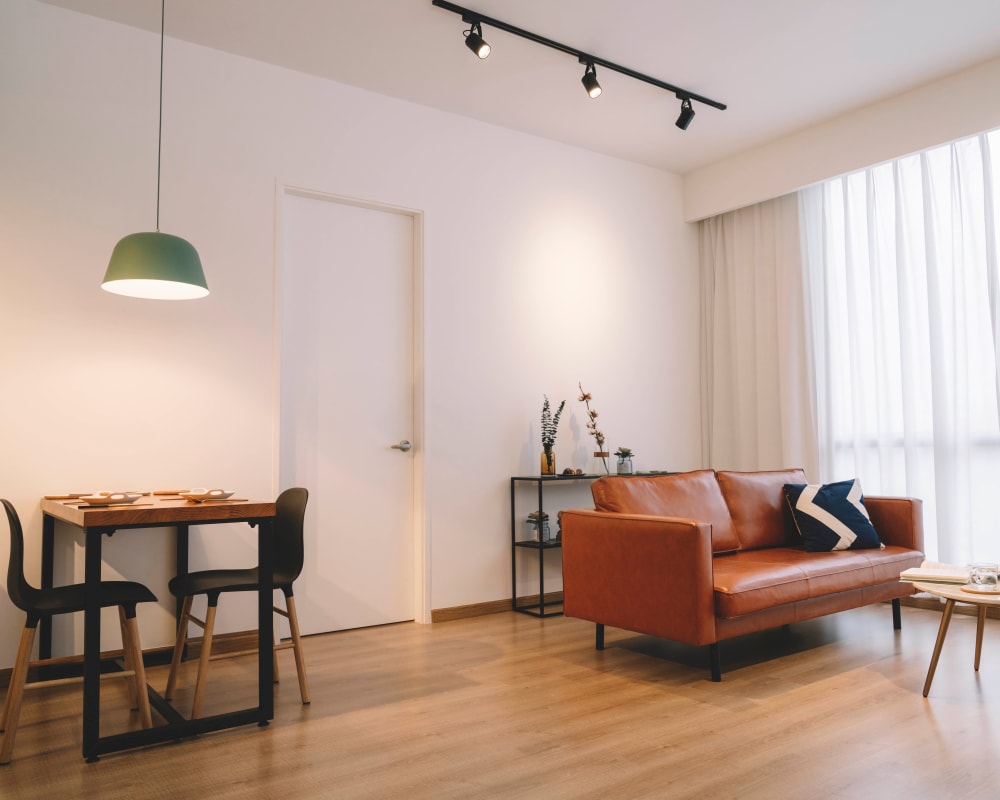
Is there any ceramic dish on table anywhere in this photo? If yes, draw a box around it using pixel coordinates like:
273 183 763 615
79 492 143 506
179 489 235 503
961 583 1000 594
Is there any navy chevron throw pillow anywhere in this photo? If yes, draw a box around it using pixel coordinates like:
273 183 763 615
783 479 883 552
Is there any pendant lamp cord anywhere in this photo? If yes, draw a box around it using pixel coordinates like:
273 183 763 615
155 0 165 232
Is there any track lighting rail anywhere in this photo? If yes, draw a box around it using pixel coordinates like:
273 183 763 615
431 0 726 113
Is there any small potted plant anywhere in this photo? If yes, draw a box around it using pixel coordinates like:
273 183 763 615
615 447 634 474
540 395 565 475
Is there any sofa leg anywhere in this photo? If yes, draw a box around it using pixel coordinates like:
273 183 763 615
892 597 902 630
595 623 604 651
709 643 722 682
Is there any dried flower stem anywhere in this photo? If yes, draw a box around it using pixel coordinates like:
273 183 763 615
578 382 609 473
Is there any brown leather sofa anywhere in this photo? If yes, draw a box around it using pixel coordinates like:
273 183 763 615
559 468 925 680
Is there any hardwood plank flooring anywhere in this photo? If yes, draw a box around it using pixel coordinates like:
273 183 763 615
2 603 999 799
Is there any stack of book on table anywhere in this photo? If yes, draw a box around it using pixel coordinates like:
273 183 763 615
899 561 969 585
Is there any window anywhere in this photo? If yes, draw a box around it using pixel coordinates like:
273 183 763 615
799 130 1000 564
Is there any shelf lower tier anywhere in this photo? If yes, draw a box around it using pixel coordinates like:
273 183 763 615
514 539 562 549
513 601 564 618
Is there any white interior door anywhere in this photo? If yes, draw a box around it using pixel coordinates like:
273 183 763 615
279 190 416 634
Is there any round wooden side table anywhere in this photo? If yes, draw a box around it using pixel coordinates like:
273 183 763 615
913 581 1000 697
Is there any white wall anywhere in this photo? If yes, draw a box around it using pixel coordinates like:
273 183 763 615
684 56 1000 221
0 1 701 667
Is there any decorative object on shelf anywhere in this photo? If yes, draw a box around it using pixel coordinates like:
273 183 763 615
527 511 551 542
561 468 584 475
578 383 610 473
615 447 634 475
540 451 555 475
540 395 565 475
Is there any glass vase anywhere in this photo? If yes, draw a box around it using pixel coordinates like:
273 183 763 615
617 456 634 475
541 449 556 475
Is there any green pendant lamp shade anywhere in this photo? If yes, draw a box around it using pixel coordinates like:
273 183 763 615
102 0 208 300
103 232 208 300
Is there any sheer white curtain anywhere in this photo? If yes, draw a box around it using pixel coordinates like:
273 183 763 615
799 131 1000 563
700 193 819 474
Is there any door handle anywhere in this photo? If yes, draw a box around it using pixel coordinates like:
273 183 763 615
391 440 412 452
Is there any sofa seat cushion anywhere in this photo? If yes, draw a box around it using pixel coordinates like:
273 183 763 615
717 468 807 550
712 546 923 618
590 470 740 554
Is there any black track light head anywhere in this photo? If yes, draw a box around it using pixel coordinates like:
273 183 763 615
464 21 491 58
676 97 695 130
581 61 602 99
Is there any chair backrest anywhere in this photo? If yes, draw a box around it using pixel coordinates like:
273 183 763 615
3 499 38 613
274 487 309 586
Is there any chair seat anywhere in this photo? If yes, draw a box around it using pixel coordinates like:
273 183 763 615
169 568 294 599
22 580 156 618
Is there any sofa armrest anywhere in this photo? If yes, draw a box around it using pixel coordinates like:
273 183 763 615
560 509 717 647
864 496 924 553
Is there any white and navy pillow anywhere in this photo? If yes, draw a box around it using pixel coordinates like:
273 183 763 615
783 479 883 552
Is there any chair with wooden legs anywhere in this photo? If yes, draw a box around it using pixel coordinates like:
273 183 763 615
165 487 310 718
1 499 156 765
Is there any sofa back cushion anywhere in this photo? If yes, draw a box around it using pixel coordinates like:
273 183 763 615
590 470 740 553
717 468 807 550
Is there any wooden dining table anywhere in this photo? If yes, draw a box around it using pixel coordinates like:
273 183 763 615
39 494 277 762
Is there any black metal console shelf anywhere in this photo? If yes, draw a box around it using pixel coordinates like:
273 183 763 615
509 473 606 617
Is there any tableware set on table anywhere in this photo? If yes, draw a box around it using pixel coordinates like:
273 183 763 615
44 489 240 506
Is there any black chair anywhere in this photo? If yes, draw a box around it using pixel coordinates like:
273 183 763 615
164 487 310 718
1 498 156 764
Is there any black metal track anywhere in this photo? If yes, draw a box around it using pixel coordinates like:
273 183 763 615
431 0 727 111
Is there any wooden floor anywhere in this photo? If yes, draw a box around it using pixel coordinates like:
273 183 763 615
2 602 1000 799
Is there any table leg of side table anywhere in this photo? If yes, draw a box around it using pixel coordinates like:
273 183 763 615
975 604 987 671
923 598 956 697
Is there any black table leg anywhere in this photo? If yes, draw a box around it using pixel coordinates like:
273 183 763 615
175 524 189 659
82 527 103 762
258 519 274 723
40 514 55 661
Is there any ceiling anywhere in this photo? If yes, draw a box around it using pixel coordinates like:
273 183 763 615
41 0 1000 174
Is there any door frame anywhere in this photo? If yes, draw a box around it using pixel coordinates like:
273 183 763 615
272 181 429 624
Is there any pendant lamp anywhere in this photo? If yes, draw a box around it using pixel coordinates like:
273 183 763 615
102 0 208 300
